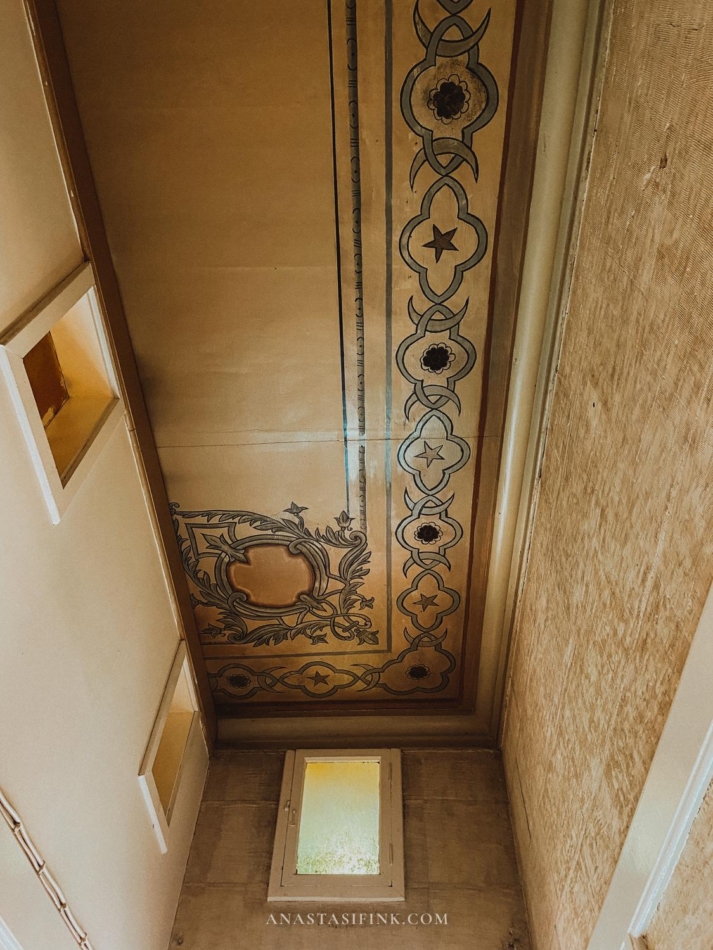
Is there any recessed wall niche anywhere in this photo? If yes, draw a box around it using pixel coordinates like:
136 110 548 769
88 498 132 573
0 263 122 522
139 643 201 853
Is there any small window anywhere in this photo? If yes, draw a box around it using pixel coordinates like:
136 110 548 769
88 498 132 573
268 749 404 902
0 263 122 523
139 643 201 853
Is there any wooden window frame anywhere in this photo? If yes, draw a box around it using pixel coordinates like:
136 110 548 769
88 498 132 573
0 262 122 524
268 749 405 902
587 581 713 950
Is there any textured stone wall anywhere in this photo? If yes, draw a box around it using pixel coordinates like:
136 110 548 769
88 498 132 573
647 781 713 950
502 1 713 948
171 749 530 949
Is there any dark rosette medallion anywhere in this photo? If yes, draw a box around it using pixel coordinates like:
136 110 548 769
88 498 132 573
414 522 442 545
228 673 251 690
427 74 471 123
420 342 456 375
406 664 431 681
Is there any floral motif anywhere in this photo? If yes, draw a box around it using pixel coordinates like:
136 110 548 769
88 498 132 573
427 74 471 124
420 342 455 374
414 522 442 545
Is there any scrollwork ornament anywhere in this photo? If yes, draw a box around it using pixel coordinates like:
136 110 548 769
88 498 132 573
172 503 378 649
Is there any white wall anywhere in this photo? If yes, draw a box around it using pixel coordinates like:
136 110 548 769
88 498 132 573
0 2 208 948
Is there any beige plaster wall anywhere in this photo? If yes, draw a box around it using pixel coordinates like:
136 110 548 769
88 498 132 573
502 0 713 948
171 749 530 949
0 2 207 947
55 0 348 511
647 779 713 950
0 0 82 334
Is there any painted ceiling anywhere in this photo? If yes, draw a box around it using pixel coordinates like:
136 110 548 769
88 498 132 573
57 0 541 717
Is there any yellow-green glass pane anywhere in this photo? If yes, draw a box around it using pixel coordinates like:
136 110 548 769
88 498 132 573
296 760 380 875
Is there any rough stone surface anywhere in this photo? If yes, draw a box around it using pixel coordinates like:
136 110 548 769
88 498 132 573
647 780 713 950
502 1 713 948
170 749 530 949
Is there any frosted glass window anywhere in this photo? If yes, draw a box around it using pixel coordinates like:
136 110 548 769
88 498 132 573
269 750 403 900
296 761 380 875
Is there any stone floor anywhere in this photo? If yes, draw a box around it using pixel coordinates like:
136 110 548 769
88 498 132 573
169 748 530 950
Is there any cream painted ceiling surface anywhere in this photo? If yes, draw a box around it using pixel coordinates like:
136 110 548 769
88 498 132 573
58 0 534 716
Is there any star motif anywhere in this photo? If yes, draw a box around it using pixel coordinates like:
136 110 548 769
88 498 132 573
415 441 445 468
414 593 439 611
423 224 458 263
307 670 330 686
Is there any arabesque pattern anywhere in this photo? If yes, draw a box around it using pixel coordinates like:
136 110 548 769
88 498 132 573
395 0 498 647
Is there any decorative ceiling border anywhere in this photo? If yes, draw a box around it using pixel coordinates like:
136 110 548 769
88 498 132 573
329 0 368 530
346 0 367 531
394 0 498 637
210 631 457 701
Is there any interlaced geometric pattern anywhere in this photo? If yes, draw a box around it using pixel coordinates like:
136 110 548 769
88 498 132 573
395 0 498 653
